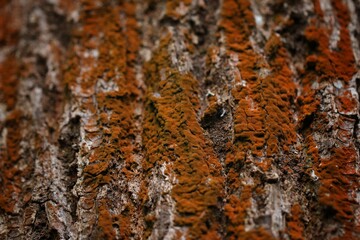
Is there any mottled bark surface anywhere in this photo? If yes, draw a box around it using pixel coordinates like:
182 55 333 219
0 0 360 239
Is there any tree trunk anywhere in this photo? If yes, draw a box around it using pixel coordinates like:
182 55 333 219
0 0 359 239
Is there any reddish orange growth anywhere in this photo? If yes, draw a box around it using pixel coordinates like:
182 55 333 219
317 147 359 237
0 110 23 213
224 187 251 237
220 0 263 236
263 33 297 155
142 35 224 239
202 94 221 120
0 0 20 46
225 192 275 239
94 200 116 239
220 0 297 237
0 57 18 111
296 92 320 128
303 0 356 84
165 0 192 20
286 204 304 240
58 0 77 17
221 0 296 165
298 0 356 129
221 0 304 239
221 0 263 172
299 1 359 237
0 0 21 110
64 0 142 238
336 90 358 114
0 0 25 215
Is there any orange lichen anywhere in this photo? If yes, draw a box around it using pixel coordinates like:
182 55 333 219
142 34 225 239
202 95 221 119
0 1 20 47
94 200 116 239
336 90 357 114
165 0 192 20
0 0 20 110
58 0 77 18
63 0 142 238
286 204 304 240
303 0 356 84
0 57 18 110
317 147 359 236
296 92 320 127
220 0 297 237
0 0 24 215
0 110 23 213
297 1 359 237
224 187 252 237
298 0 356 131
222 0 296 165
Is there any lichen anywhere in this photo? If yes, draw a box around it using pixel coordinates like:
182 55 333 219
297 0 359 237
0 110 23 213
220 0 297 238
142 34 225 239
0 0 23 216
63 0 143 238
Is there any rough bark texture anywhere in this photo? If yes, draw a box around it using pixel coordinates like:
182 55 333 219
0 0 360 239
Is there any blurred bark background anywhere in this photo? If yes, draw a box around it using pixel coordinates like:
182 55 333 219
0 0 360 239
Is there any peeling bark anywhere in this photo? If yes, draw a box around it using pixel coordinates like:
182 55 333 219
0 0 359 239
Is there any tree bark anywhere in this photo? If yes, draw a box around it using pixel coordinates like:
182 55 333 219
0 0 360 239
